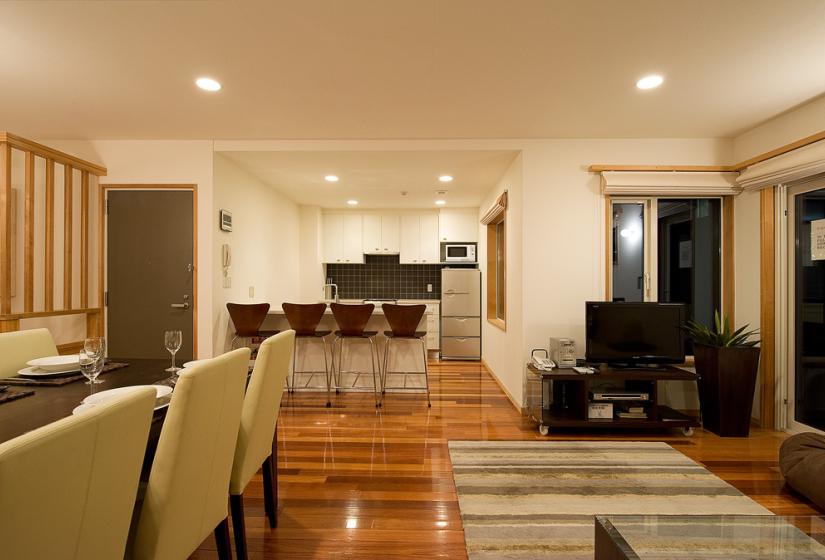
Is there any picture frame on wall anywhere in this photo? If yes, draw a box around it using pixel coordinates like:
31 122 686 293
219 209 232 232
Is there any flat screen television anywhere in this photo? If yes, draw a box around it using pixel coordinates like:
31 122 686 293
585 302 686 366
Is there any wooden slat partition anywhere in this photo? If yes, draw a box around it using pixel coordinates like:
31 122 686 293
24 152 35 312
0 132 107 344
0 142 11 315
44 159 55 311
80 171 89 308
760 188 776 429
63 165 73 309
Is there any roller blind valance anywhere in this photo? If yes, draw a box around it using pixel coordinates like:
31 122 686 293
480 191 508 224
601 171 741 196
736 139 825 191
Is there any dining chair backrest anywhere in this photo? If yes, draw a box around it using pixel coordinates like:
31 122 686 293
230 330 295 495
131 348 250 560
382 304 426 337
0 387 156 560
227 303 271 337
330 303 375 336
282 302 327 336
0 328 59 378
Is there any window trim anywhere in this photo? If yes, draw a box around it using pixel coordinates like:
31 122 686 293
486 211 506 331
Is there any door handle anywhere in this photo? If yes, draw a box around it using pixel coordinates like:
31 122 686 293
171 302 190 309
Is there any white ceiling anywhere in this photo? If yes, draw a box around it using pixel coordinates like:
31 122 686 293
2 0 825 140
220 150 519 208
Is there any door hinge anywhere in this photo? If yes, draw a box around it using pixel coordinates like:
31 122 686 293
784 398 789 405
105 199 110 215
784 209 788 217
104 291 108 306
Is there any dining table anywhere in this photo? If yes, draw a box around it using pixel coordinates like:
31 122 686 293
0 358 172 446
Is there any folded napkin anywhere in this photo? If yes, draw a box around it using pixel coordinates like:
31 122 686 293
0 362 130 387
0 388 35 404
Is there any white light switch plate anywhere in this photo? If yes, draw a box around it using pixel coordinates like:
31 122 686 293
248 286 255 298
426 283 433 293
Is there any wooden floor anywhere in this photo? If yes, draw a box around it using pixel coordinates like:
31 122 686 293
192 360 821 559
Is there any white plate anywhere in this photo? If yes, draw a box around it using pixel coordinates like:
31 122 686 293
26 355 80 372
17 365 81 378
82 384 172 406
182 360 207 368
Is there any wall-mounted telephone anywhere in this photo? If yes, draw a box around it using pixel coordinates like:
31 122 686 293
531 348 556 371
221 244 232 268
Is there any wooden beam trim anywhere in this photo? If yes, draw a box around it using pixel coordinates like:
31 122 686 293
0 132 107 176
44 159 54 311
0 143 11 315
63 165 73 309
733 129 825 172
0 307 101 320
759 188 776 428
588 164 735 173
80 171 89 308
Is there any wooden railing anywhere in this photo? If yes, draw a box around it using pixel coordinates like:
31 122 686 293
0 133 107 344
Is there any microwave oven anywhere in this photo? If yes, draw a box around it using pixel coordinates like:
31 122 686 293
444 244 476 262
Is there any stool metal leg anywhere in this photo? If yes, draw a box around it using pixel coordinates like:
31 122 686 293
290 337 298 393
368 336 380 408
421 337 431 407
322 336 331 407
381 338 391 394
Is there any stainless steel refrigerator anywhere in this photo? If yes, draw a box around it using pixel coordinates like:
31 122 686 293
440 268 481 360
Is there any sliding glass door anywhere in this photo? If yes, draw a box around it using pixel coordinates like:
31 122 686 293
609 197 722 354
788 180 825 433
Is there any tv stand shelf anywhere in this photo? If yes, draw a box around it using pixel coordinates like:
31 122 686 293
526 364 700 436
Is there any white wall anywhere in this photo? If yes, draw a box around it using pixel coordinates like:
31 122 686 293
212 154 301 353
299 205 325 302
734 94 825 161
479 153 524 405
44 140 215 356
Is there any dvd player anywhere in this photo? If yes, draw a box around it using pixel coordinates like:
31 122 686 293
591 392 649 401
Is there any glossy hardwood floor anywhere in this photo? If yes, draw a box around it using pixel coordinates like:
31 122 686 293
192 360 821 559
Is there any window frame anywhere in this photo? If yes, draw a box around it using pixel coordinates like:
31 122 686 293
486 211 506 331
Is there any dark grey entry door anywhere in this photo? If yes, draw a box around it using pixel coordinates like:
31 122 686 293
106 189 194 360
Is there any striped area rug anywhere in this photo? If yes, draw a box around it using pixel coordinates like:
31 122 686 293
448 441 771 560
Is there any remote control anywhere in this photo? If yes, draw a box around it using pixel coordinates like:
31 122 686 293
572 366 595 374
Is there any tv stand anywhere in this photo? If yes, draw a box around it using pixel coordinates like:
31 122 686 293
606 363 668 371
526 364 700 436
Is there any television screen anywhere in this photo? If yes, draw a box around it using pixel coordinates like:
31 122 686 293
585 302 686 365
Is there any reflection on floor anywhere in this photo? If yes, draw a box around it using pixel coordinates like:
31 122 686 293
192 360 819 559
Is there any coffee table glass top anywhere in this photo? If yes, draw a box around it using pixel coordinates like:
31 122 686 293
596 515 825 559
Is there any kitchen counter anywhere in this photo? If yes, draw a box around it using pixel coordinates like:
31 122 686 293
270 300 439 316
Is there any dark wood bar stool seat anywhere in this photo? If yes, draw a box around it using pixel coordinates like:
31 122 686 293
381 303 431 407
282 303 333 406
330 303 381 407
227 303 279 347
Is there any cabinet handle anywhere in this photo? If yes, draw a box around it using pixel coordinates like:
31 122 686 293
384 247 388 250
375 247 379 250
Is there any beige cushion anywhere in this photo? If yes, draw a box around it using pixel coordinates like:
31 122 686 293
779 432 825 510
0 386 156 560
131 347 250 560
230 330 295 495
0 328 59 377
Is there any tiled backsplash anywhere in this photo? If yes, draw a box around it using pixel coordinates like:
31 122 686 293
326 255 442 300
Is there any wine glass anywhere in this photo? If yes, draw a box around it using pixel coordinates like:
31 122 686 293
164 330 183 373
84 337 105 361
79 350 102 390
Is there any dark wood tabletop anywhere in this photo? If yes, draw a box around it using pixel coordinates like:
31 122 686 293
0 358 173 444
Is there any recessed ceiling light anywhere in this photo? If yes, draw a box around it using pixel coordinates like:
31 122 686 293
435 200 446 206
324 175 339 182
636 74 664 90
438 175 453 183
195 77 222 92
346 199 358 206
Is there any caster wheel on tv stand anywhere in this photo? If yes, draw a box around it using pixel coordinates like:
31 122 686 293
539 425 549 436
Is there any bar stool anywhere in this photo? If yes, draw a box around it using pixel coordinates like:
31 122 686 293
381 303 431 407
330 303 381 408
282 302 333 406
227 303 278 349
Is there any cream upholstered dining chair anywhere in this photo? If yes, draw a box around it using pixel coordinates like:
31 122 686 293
229 330 295 559
0 327 59 377
129 347 250 560
0 387 156 560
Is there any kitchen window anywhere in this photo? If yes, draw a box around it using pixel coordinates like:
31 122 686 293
482 192 508 330
609 197 723 353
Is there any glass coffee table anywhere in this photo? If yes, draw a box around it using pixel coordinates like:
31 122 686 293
595 515 825 559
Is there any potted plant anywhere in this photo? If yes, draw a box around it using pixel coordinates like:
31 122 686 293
684 312 760 437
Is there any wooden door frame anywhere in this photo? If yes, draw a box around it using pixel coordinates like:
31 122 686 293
99 184 198 357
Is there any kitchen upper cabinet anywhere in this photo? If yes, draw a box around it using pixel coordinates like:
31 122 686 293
362 213 400 254
400 212 439 264
323 213 364 263
438 208 478 242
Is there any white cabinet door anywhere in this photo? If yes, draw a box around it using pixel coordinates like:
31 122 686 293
342 213 364 263
400 214 420 263
362 214 382 254
419 213 439 263
381 214 400 253
322 213 344 263
439 208 478 242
